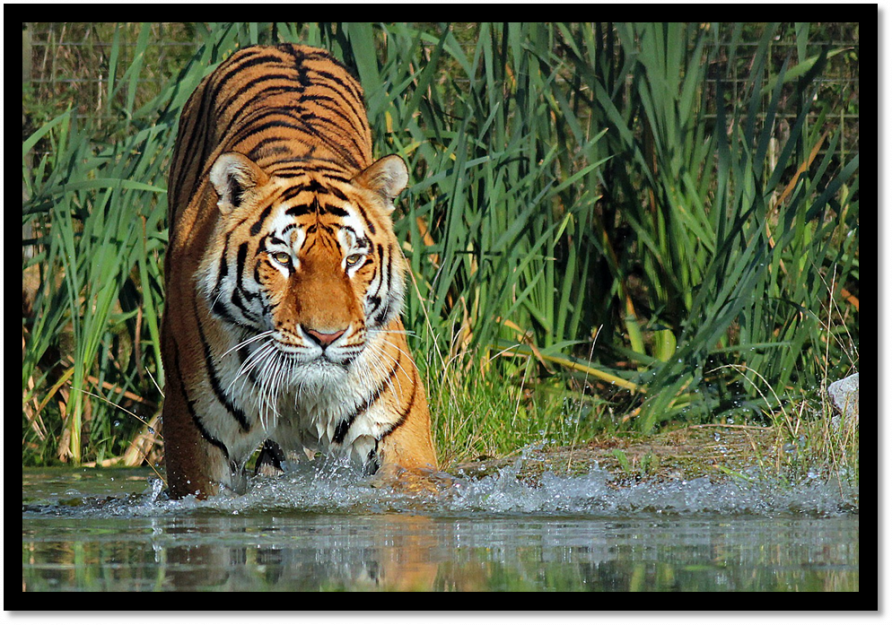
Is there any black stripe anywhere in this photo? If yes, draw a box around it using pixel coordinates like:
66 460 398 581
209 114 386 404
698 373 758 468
209 52 288 116
195 308 253 433
211 226 269 327
366 243 388 318
235 242 260 303
230 111 364 173
286 204 314 217
340 228 370 251
219 88 297 148
332 360 400 445
235 243 251 296
364 446 380 475
203 54 288 155
209 233 242 326
304 179 326 194
296 50 361 98
290 110 366 168
217 74 299 122
171 76 214 222
173 342 230 459
327 185 348 202
378 365 419 441
270 162 352 181
308 68 368 129
230 117 307 147
279 179 344 205
373 301 393 328
279 186 308 204
348 196 376 235
320 203 348 217
295 94 367 143
250 205 272 236
224 245 263 326
371 244 396 327
247 135 296 163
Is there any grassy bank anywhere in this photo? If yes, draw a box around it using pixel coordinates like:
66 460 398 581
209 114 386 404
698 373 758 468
22 23 859 482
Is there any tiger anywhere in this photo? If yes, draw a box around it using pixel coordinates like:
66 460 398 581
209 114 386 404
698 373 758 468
160 43 437 499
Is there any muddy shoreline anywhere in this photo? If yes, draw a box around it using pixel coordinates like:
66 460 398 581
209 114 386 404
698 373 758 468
452 424 790 485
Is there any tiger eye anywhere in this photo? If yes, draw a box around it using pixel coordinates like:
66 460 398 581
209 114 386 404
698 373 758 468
271 251 291 265
345 254 364 267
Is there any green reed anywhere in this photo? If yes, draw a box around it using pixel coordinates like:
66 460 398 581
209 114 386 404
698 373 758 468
22 23 858 468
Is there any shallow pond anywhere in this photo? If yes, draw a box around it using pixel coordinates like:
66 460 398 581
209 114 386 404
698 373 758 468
21 462 859 593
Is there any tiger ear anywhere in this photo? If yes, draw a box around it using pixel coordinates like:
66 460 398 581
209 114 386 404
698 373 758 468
209 152 269 214
352 155 409 212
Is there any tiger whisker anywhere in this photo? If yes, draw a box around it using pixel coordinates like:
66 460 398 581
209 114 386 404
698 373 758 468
372 336 411 400
226 339 276 397
256 349 285 432
221 329 276 359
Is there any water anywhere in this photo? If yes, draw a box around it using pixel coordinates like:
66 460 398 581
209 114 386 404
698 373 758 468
20 463 859 592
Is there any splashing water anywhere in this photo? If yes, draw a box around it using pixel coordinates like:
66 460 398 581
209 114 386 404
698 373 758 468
23 455 857 520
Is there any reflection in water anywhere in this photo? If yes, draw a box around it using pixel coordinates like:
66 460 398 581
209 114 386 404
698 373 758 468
21 466 859 592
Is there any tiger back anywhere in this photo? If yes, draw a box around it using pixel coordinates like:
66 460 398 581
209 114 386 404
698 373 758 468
161 44 437 499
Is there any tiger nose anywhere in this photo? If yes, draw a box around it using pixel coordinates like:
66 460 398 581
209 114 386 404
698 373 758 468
304 327 346 348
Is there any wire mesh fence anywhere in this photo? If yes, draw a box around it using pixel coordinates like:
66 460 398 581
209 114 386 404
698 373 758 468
22 22 860 161
23 23 200 132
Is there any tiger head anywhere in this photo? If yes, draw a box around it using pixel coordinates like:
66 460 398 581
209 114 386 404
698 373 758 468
197 152 410 383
